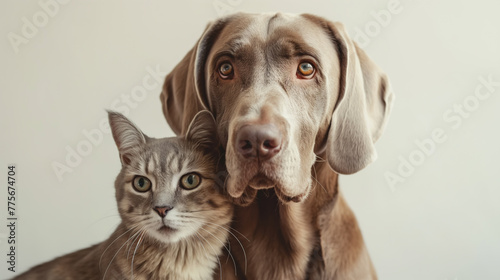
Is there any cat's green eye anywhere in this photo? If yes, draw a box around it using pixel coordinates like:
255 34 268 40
132 176 152 192
180 173 201 190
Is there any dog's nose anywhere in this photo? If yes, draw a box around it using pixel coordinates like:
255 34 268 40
236 124 282 160
153 206 173 218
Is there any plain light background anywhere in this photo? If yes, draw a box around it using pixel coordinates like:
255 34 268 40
1 0 499 279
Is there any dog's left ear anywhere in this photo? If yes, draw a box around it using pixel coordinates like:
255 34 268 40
304 14 394 174
160 16 233 135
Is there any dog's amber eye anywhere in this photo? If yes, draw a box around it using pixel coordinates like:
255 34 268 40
132 176 152 192
218 62 233 79
297 62 315 78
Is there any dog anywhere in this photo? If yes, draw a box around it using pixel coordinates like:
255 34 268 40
160 12 394 280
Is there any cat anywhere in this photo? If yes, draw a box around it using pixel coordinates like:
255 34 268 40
13 110 234 280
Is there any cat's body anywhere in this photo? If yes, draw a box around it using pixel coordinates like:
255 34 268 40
18 224 226 280
14 111 233 280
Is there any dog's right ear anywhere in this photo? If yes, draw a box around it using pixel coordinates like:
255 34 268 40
160 17 232 136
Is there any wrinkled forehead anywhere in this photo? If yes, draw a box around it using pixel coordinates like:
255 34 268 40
209 13 336 65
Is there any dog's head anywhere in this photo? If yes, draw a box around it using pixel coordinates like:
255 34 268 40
161 13 394 204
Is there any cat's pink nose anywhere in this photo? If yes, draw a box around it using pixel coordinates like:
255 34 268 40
153 206 173 218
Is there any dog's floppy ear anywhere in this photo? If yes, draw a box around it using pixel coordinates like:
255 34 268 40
160 18 231 135
304 15 394 174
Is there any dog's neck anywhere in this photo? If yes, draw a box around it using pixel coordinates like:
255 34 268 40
227 160 339 279
308 158 339 216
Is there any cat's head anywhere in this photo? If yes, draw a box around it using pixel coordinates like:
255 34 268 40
108 110 232 244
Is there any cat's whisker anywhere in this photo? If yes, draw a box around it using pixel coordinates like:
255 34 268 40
127 226 146 260
199 226 231 266
192 227 222 280
85 213 121 230
130 228 147 280
123 229 143 260
99 225 139 272
202 220 250 242
103 229 143 280
179 209 211 214
185 217 250 274
200 221 248 275
192 231 217 279
198 226 238 277
181 216 249 274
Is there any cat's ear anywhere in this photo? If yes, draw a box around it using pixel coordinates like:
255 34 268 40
185 110 218 150
107 111 146 165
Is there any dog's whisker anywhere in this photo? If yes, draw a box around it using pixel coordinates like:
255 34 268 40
312 165 328 194
315 155 327 163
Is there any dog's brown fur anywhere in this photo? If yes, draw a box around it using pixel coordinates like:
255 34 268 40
161 12 393 280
